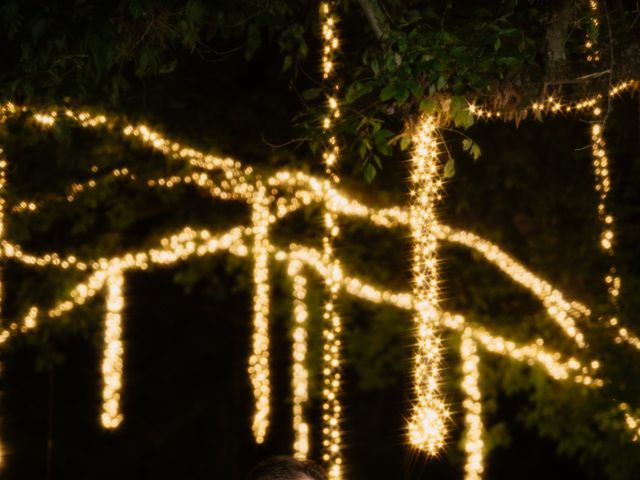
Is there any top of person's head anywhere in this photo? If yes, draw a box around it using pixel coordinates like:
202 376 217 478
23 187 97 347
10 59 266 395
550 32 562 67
246 456 327 480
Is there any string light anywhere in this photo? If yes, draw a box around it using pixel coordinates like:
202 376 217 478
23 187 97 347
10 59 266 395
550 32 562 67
0 147 6 319
0 101 637 478
408 116 449 454
460 328 484 480
288 260 310 459
620 404 640 442
102 271 124 429
589 108 640 351
248 185 272 444
437 225 589 347
0 146 5 467
320 2 344 477
585 0 601 63
468 79 639 119
440 313 601 386
591 113 616 256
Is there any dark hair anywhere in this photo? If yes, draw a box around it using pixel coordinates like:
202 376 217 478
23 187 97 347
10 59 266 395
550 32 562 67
247 456 327 480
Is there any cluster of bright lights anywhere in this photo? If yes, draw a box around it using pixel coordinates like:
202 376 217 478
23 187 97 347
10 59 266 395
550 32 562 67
319 3 344 478
620 404 640 442
0 147 5 467
440 313 600 387
102 271 124 429
0 148 5 315
0 98 637 479
321 2 339 81
437 225 589 347
612 319 640 349
589 108 640 351
460 328 484 480
468 80 639 119
248 186 272 444
585 0 601 63
288 260 310 459
591 114 616 255
407 117 449 454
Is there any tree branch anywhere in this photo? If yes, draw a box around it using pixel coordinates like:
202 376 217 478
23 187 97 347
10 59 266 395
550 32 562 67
357 0 391 40
544 0 575 80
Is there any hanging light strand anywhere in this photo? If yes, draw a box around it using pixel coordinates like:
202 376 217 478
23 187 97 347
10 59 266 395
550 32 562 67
249 185 272 444
407 116 449 454
288 260 310 459
0 146 5 466
101 270 124 429
590 107 640 350
585 0 601 63
0 146 6 321
319 2 344 478
460 328 484 480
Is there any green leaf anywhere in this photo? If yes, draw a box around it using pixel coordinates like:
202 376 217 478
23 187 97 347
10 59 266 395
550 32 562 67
359 141 368 159
450 96 474 128
394 86 410 106
419 98 437 115
245 24 261 60
345 82 373 104
159 59 177 74
408 81 423 99
494 37 501 51
443 157 455 178
370 58 380 76
462 139 481 160
282 55 293 72
374 129 393 156
380 84 396 102
302 88 321 100
450 95 467 116
454 109 474 129
471 143 481 160
364 163 377 183
400 135 411 151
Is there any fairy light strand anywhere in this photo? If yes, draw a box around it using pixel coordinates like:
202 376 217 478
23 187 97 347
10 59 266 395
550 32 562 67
0 147 6 321
101 270 125 429
468 79 639 120
460 328 484 480
0 101 637 480
437 225 588 347
585 0 601 63
620 403 640 441
319 2 344 477
288 260 311 459
248 185 272 444
0 146 5 466
407 116 449 454
589 108 640 350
